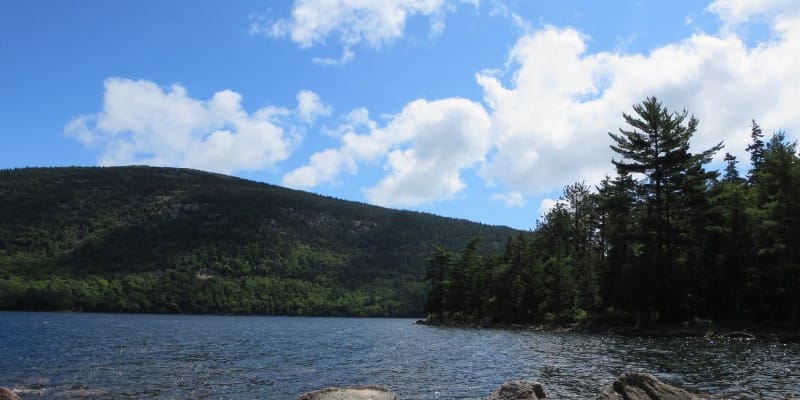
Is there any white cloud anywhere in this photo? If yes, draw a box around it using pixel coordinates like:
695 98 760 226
285 1 800 211
65 78 315 174
476 26 621 193
488 1 532 32
707 0 799 28
254 0 474 63
258 0 449 48
321 107 377 138
282 107 385 188
312 47 355 67
281 148 356 188
476 6 800 194
537 198 561 217
283 97 492 207
296 90 332 123
490 191 526 207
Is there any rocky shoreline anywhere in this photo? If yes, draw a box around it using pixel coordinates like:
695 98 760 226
415 318 800 342
2 372 791 399
296 372 721 399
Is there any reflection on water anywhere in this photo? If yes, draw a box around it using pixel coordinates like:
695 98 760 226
0 312 798 399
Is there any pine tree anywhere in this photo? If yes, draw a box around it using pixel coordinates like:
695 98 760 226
750 132 800 323
707 162 750 319
424 246 453 320
597 172 638 316
723 153 743 183
746 120 765 183
561 182 600 313
608 97 722 323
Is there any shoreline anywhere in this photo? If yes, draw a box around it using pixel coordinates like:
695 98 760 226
415 318 800 342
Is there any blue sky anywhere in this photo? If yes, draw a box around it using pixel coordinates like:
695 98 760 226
2 1 799 230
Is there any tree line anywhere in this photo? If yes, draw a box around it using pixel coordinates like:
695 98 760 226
0 271 422 316
425 97 799 326
0 165 516 316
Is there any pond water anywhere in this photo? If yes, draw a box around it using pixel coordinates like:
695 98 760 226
0 312 798 399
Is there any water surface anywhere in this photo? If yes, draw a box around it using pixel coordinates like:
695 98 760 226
1 312 798 399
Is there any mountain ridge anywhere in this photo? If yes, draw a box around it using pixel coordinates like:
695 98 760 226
0 166 520 316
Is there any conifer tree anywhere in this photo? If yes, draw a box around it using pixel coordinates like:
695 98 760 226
750 132 800 323
608 97 722 322
596 172 637 314
723 153 743 183
746 120 765 183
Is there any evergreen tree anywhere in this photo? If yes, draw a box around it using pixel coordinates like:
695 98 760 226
419 102 799 327
750 132 800 323
608 97 722 323
424 246 453 319
707 167 750 318
746 120 765 183
723 153 743 183
562 182 601 313
534 203 578 320
596 172 638 315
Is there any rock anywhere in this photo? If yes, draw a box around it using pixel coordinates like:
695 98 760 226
689 317 714 329
0 387 22 400
484 380 548 400
724 331 756 340
58 387 110 397
596 372 699 400
297 386 397 400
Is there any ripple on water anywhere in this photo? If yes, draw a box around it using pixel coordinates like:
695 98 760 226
1 313 799 399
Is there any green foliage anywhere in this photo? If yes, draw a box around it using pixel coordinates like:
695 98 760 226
425 98 800 326
0 166 517 316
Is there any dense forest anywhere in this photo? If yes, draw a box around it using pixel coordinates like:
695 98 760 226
425 97 799 327
0 166 518 316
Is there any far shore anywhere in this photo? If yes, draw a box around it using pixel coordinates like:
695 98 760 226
415 318 800 342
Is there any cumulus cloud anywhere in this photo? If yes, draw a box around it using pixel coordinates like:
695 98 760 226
283 0 800 212
297 90 332 123
282 107 376 187
476 26 624 193
707 0 799 27
477 4 800 195
65 78 327 174
253 0 470 64
490 191 526 207
282 148 357 188
283 98 492 207
261 0 447 47
537 198 562 218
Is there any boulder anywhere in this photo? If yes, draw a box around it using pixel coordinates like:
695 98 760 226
484 380 548 400
0 387 22 400
596 372 699 400
297 386 396 400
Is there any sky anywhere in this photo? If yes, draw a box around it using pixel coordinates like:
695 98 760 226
1 0 799 231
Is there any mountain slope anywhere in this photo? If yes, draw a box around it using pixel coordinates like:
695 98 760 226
0 166 520 316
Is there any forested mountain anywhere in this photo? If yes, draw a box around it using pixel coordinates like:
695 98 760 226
0 166 519 316
426 97 800 327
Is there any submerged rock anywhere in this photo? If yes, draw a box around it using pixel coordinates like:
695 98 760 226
300 371 717 400
56 387 110 398
596 372 699 400
484 380 548 400
297 386 397 400
0 387 22 400
724 331 756 340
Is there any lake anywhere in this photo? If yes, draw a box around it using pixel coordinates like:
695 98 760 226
0 312 798 399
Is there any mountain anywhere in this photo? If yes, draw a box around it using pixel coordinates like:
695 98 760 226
0 166 520 316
